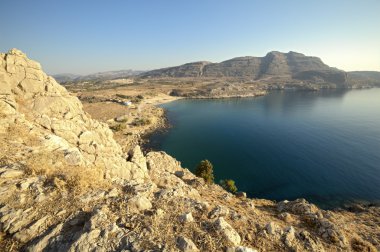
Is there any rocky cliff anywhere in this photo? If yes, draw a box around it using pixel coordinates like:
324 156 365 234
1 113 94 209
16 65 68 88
141 51 348 86
0 49 148 182
0 49 379 252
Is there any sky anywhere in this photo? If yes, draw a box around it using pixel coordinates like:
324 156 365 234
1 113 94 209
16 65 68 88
1 0 379 75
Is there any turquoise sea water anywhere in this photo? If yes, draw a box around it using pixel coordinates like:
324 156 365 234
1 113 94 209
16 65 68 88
147 89 380 208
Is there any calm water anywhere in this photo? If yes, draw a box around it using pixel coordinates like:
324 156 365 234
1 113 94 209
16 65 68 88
148 89 380 208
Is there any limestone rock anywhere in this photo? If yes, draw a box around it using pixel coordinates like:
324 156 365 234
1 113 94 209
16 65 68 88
226 246 258 252
299 230 326 252
35 114 51 129
69 229 102 252
79 190 106 204
176 236 199 252
215 217 241 246
0 169 24 178
283 226 296 247
277 199 319 215
26 223 64 252
265 221 282 236
316 217 347 246
129 145 147 171
127 195 152 213
115 115 128 122
179 212 194 223
146 151 182 175
18 177 40 190
278 212 293 222
13 215 50 242
209 205 229 219
0 48 148 182
64 148 83 166
107 188 119 198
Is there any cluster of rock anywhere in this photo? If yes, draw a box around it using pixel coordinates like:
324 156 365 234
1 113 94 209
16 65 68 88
0 49 379 251
1 146 378 251
0 144 258 251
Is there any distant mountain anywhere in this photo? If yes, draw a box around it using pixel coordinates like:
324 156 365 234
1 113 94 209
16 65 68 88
53 70 144 83
52 73 81 83
140 51 348 86
347 71 380 86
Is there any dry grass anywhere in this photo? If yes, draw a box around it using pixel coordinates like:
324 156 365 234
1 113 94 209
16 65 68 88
118 196 232 251
5 121 41 147
351 236 378 252
25 152 109 195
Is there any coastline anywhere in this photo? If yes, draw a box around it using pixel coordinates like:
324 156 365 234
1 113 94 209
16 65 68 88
139 91 269 151
77 86 380 210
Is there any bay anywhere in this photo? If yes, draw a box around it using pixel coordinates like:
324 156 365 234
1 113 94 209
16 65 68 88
147 88 380 208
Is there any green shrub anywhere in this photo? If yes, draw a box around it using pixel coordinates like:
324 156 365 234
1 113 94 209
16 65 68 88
110 123 126 131
132 118 151 126
220 179 238 193
194 160 214 184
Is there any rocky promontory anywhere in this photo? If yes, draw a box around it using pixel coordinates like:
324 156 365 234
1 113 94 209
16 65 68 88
0 49 379 251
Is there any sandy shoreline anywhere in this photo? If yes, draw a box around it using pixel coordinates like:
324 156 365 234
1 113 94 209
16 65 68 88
142 93 183 106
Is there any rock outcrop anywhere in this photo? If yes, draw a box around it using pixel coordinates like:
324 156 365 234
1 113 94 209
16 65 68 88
0 48 148 182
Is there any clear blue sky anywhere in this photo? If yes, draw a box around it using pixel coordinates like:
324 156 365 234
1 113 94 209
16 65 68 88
1 0 379 74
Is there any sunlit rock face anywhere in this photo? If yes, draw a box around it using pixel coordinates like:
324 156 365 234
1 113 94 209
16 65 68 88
0 48 149 182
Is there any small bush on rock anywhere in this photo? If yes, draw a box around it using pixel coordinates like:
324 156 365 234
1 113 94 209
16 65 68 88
110 123 126 131
132 118 151 126
195 160 214 184
220 179 238 193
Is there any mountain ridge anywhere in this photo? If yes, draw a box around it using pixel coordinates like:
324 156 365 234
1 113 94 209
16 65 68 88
53 69 144 83
140 51 349 86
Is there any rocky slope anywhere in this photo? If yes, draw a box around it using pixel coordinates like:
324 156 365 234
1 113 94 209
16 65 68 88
0 49 379 252
140 51 348 87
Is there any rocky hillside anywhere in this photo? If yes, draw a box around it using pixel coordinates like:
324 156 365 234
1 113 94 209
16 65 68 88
347 71 380 87
0 49 379 251
140 51 348 86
